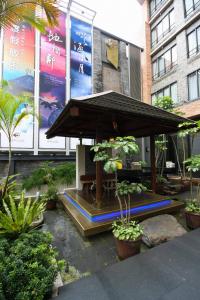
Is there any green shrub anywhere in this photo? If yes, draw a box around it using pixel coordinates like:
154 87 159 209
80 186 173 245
53 163 76 185
22 162 76 191
0 192 46 238
0 231 65 300
43 184 58 202
185 199 200 214
112 220 143 241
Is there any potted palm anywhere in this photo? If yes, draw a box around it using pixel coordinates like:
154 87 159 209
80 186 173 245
91 136 146 259
184 154 200 229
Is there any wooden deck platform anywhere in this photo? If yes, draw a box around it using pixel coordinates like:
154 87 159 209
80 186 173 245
60 189 184 237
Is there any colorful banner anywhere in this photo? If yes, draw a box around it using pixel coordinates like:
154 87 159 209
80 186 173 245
70 17 92 98
39 12 66 149
1 23 35 149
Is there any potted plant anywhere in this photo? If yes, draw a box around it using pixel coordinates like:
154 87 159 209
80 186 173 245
44 184 59 210
92 136 146 259
185 199 200 229
112 220 143 259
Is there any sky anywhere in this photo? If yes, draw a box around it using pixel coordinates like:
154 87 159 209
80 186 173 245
73 0 145 48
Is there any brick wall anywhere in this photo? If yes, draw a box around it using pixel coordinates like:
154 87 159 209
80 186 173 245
141 0 152 104
179 99 200 118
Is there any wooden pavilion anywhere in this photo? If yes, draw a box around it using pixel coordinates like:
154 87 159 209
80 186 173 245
46 91 188 236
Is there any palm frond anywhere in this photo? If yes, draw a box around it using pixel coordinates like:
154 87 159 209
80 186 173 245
0 0 59 30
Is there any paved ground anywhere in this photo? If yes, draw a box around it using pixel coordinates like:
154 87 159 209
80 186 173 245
56 228 200 300
43 189 193 278
43 207 119 275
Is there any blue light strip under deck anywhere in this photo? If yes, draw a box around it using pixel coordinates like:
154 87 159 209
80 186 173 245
64 192 172 223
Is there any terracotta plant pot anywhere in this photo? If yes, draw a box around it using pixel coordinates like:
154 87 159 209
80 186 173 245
115 237 142 260
185 211 200 229
46 200 57 210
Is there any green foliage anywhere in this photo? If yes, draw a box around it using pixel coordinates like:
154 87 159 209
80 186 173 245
138 160 147 167
153 96 174 112
116 181 147 197
0 0 59 31
0 231 65 300
0 82 32 139
91 136 139 174
0 82 34 199
43 184 58 202
22 162 76 191
0 175 19 202
0 192 46 238
185 199 200 214
155 138 167 152
112 220 143 241
104 158 122 173
156 175 168 184
91 136 146 238
184 155 200 173
178 121 200 138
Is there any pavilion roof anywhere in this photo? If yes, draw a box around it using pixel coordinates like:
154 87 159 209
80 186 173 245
46 91 190 139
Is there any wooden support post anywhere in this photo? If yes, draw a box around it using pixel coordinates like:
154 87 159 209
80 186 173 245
150 135 156 193
96 135 103 208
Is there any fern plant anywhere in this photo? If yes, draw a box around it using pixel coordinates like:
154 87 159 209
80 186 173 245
0 192 46 238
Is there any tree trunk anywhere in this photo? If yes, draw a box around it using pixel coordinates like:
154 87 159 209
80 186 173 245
2 137 12 199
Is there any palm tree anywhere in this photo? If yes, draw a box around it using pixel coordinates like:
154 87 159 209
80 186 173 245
0 82 34 199
0 0 60 31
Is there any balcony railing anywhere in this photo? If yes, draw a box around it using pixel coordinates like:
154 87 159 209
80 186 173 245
188 45 200 58
150 0 167 18
185 0 200 17
152 61 177 81
151 23 175 48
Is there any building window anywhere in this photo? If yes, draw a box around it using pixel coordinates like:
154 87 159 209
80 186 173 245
151 10 175 48
152 82 178 104
150 0 166 17
184 0 200 17
188 70 200 100
152 45 177 80
187 26 200 57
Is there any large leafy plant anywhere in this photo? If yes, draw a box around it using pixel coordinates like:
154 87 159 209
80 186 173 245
0 192 46 237
153 96 184 178
92 136 139 173
0 231 65 300
184 155 200 173
22 162 76 191
91 136 146 241
0 81 34 200
184 155 200 201
112 220 143 241
0 174 19 202
177 121 200 178
0 0 59 32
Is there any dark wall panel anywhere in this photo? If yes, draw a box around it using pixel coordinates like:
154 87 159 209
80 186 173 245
129 45 141 100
